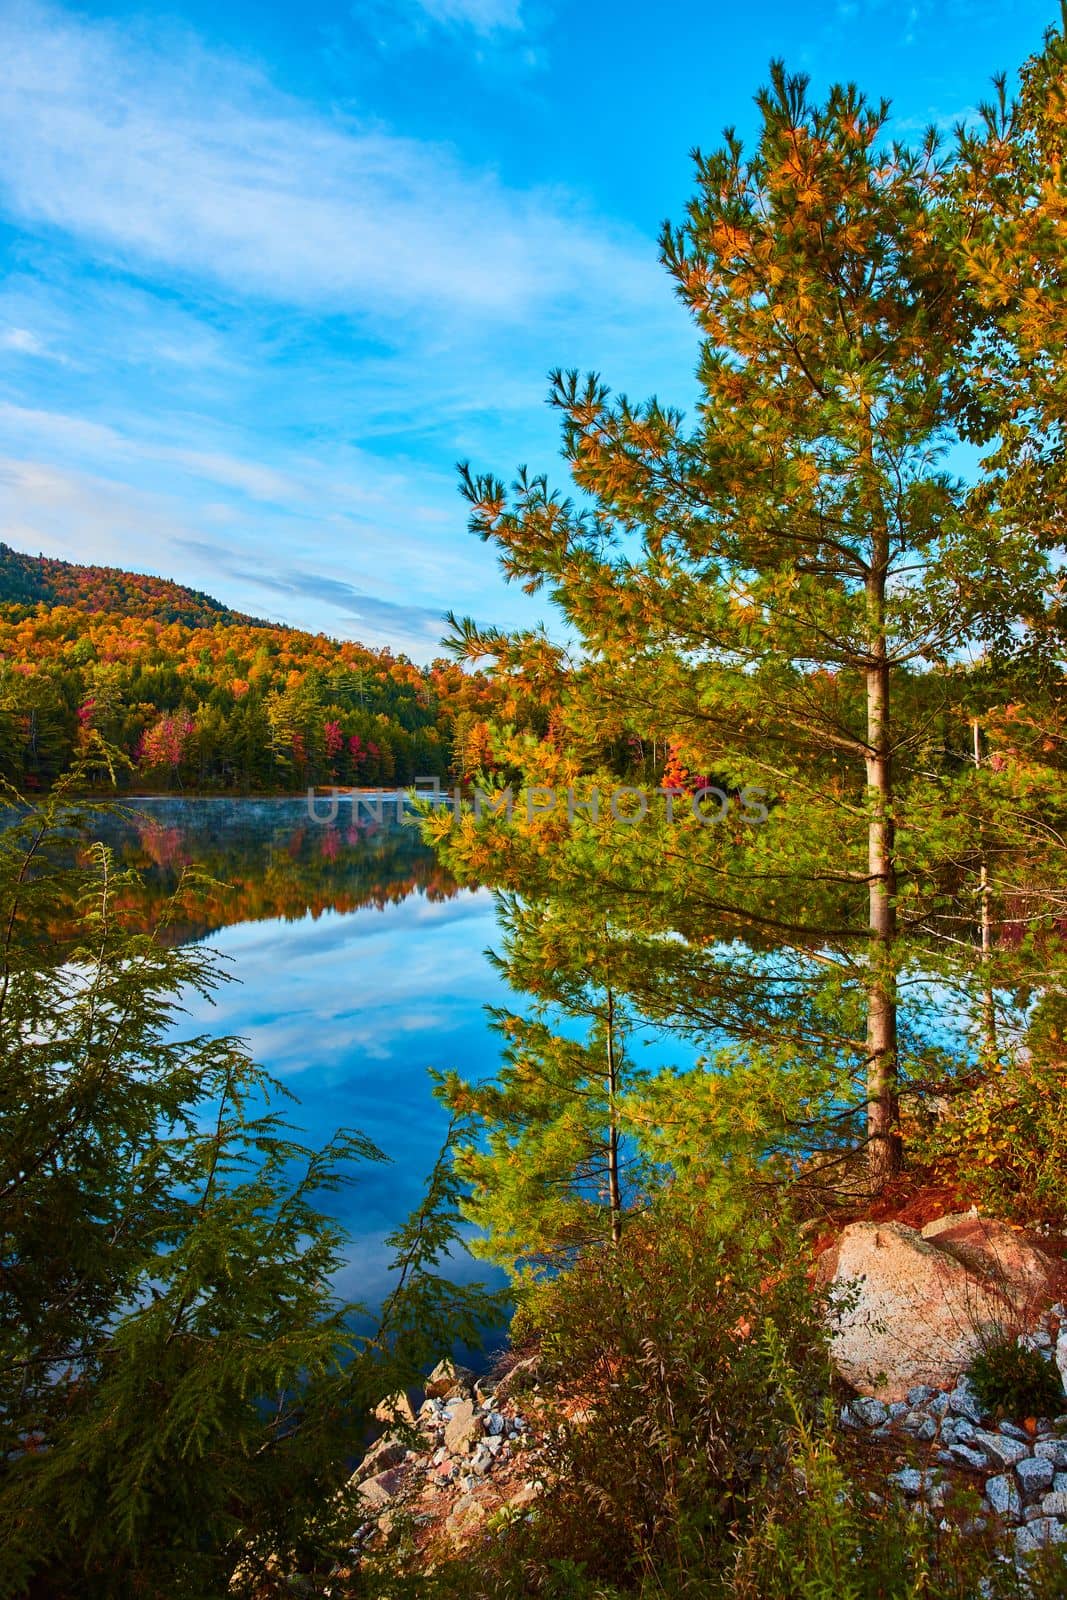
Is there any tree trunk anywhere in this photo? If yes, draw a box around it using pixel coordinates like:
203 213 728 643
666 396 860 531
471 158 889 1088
972 719 997 1064
605 986 623 1246
865 564 901 1187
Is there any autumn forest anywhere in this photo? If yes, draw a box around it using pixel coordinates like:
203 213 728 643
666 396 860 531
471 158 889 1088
0 542 509 791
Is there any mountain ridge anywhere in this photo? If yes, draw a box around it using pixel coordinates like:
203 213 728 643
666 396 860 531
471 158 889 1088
0 542 274 630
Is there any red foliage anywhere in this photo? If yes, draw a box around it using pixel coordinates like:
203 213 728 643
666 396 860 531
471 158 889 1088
139 712 194 772
661 744 691 791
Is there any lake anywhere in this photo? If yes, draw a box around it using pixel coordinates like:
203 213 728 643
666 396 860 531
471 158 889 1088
91 795 508 1316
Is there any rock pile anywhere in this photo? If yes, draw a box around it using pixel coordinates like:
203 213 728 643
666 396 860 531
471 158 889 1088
349 1357 547 1559
840 1307 1067 1565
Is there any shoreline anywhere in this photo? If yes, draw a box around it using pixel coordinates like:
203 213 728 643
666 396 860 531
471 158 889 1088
48 786 442 804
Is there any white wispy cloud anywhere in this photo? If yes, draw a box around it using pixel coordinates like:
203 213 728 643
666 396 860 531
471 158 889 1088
0 2 656 323
0 458 201 578
413 0 524 33
0 432 527 654
0 326 47 355
891 104 982 135
0 403 301 503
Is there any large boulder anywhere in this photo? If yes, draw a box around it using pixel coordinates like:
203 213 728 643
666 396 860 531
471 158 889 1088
918 1214 1067 1315
355 1466 406 1510
353 1435 407 1481
819 1219 1048 1401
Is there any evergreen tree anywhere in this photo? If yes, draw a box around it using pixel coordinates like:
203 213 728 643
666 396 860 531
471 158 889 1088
953 10 1067 607
437 893 646 1274
0 777 496 1597
442 66 1060 1187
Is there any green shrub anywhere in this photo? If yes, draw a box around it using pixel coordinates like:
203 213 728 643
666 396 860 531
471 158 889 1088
967 1334 1065 1420
730 1436 1067 1600
726 1342 1040 1600
413 1187 831 1597
369 1188 1067 1600
907 1051 1067 1231
0 784 498 1600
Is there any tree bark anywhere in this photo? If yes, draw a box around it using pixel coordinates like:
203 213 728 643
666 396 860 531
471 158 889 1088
972 718 997 1064
605 986 623 1246
865 561 901 1187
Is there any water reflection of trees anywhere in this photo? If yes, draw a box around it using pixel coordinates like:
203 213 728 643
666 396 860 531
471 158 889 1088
87 805 465 945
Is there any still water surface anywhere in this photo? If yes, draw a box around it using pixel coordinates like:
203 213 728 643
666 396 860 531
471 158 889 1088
95 796 506 1312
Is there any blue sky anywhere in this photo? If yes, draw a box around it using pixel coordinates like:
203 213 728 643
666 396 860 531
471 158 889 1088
0 0 1056 659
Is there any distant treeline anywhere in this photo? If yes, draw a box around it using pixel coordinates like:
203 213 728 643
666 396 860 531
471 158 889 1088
0 545 504 791
0 541 266 628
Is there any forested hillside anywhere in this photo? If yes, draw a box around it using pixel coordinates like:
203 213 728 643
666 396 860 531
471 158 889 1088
0 546 501 790
0 542 265 627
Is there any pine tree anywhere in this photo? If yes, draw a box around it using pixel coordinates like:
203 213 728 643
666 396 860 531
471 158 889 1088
444 66 1058 1187
436 893 644 1274
953 9 1067 600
